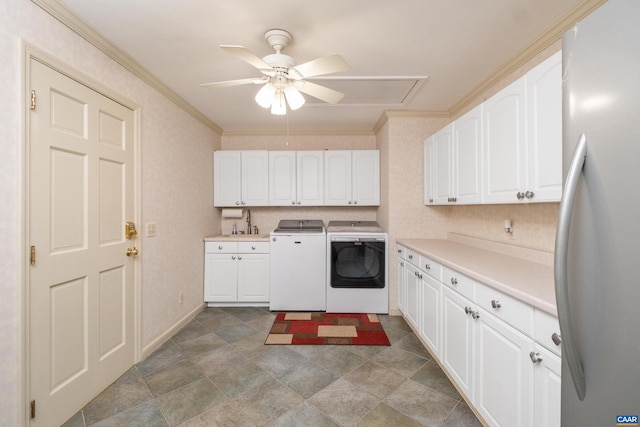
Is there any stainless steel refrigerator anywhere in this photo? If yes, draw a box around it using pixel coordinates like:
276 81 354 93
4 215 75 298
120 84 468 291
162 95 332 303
555 0 640 425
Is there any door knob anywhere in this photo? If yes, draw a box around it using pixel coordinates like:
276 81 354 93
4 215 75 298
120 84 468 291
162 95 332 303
126 247 139 256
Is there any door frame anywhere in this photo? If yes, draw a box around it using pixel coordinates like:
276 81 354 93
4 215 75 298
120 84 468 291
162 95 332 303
20 42 142 425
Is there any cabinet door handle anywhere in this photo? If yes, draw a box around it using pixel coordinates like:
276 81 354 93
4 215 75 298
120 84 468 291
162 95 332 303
551 332 562 346
235 201 240 205
348 201 352 204
425 264 431 270
291 201 296 205
525 190 535 199
241 201 246 205
491 300 501 309
529 352 543 364
465 306 472 314
231 256 236 260
354 200 358 205
408 254 413 260
238 256 242 260
450 277 458 285
400 261 404 267
471 311 480 320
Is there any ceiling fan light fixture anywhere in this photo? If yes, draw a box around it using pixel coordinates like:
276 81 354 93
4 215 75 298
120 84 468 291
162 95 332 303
284 85 305 110
271 90 287 115
255 83 276 109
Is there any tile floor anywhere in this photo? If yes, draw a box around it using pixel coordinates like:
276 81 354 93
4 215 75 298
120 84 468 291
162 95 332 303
62 307 483 427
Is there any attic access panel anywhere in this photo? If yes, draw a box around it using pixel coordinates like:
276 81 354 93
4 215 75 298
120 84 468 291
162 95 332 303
305 76 428 106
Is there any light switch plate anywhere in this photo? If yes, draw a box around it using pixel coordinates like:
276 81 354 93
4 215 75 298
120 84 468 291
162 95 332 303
146 222 157 237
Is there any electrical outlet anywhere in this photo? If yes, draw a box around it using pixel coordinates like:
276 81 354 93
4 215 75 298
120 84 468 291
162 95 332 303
179 292 183 305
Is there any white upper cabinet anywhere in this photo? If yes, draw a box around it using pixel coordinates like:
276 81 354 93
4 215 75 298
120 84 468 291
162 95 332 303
433 123 455 204
269 151 324 206
427 104 483 205
424 137 435 205
324 150 380 206
296 151 324 206
484 52 562 204
526 51 562 202
352 150 380 205
483 77 528 204
214 150 268 207
454 104 483 204
241 151 270 206
268 151 297 206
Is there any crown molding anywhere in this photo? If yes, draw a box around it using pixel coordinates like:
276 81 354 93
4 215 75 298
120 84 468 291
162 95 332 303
373 109 450 134
222 129 374 137
31 0 223 135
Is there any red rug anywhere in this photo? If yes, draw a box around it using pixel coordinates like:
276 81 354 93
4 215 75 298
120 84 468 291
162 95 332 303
265 312 391 346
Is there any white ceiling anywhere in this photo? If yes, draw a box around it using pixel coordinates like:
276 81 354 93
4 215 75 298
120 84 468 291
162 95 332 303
57 0 595 133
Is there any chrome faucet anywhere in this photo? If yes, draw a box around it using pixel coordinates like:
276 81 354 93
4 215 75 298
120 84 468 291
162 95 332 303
246 209 252 234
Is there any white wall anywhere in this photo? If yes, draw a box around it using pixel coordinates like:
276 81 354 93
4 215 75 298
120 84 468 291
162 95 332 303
0 1 219 424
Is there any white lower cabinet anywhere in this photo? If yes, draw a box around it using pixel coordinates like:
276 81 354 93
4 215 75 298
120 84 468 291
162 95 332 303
397 246 560 427
532 344 561 427
204 241 269 304
405 262 421 330
420 273 442 358
442 286 475 400
475 306 534 427
396 247 407 314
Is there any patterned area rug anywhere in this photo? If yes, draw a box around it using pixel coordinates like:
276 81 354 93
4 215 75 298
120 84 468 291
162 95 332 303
265 312 391 345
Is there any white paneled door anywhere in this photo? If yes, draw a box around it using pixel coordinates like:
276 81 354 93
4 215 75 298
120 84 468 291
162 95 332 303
28 59 136 427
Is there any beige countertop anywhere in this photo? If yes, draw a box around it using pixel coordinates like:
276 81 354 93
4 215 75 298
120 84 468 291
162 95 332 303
204 234 270 242
397 234 556 315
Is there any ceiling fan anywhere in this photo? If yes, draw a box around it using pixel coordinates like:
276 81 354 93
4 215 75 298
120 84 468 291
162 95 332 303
201 29 350 115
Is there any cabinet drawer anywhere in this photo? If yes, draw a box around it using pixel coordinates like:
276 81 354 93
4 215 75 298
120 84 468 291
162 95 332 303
238 241 270 253
420 255 442 281
475 282 534 336
405 248 420 266
442 267 476 301
205 241 238 253
397 245 407 259
534 309 562 356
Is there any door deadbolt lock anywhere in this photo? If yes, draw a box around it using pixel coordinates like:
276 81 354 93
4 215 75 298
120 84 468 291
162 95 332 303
125 221 137 239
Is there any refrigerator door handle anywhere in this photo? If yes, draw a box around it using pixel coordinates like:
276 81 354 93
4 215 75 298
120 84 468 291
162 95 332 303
555 133 588 401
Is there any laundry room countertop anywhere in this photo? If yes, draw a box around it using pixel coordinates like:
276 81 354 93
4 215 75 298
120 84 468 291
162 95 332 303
397 233 556 315
204 234 270 242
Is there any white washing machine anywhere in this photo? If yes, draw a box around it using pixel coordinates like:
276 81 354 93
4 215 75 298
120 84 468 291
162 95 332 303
269 220 326 311
326 221 388 314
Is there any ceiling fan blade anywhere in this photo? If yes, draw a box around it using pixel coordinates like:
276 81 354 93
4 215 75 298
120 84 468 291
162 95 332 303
294 80 345 104
290 54 350 79
221 45 273 74
200 77 267 88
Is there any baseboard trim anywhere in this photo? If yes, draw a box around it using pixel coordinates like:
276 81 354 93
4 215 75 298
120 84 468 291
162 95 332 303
140 303 206 360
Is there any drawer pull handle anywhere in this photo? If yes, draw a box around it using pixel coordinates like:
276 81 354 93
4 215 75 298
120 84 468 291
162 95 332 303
425 264 431 270
251 246 256 250
552 332 562 346
529 352 543 364
451 277 458 285
218 245 223 250
231 256 236 260
491 300 502 309
408 254 413 260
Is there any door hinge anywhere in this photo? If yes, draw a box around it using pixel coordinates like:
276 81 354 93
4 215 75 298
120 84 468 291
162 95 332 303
30 245 36 266
30 400 36 419
30 90 36 110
